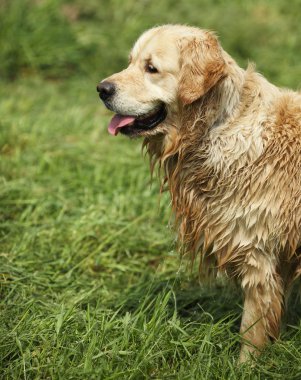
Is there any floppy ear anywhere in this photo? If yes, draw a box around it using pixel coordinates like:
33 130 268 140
178 33 226 105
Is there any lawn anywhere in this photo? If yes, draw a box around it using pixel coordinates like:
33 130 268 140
1 0 301 379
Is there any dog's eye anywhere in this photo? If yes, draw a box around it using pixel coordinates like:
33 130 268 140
145 64 158 74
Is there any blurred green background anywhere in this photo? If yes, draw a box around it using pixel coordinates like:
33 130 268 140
1 1 301 378
1 0 301 86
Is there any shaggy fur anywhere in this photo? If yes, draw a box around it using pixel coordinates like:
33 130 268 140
99 25 301 362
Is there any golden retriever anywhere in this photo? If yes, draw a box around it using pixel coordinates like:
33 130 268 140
97 24 301 362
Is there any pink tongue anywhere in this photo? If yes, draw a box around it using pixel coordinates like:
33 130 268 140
108 114 136 136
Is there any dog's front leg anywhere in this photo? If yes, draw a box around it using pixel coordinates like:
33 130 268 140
239 253 283 362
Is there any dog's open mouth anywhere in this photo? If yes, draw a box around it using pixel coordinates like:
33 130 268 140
108 104 167 136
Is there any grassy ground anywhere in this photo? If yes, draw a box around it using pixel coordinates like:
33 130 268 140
1 0 301 379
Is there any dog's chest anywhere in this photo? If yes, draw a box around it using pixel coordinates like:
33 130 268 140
170 122 279 258
176 122 301 260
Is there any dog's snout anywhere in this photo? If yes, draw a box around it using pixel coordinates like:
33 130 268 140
97 81 116 101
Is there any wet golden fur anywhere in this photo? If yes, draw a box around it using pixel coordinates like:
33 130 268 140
101 25 301 361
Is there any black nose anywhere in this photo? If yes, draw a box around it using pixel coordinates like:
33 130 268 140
96 81 116 101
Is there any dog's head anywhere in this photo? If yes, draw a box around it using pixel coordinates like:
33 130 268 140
97 25 226 137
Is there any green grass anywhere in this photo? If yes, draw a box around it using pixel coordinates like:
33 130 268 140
1 76 301 380
1 0 301 379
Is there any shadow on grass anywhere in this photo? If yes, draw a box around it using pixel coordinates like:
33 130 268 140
115 274 242 327
115 273 301 335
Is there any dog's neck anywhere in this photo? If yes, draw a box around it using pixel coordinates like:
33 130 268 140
184 56 246 135
209 61 246 129
143 59 265 178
